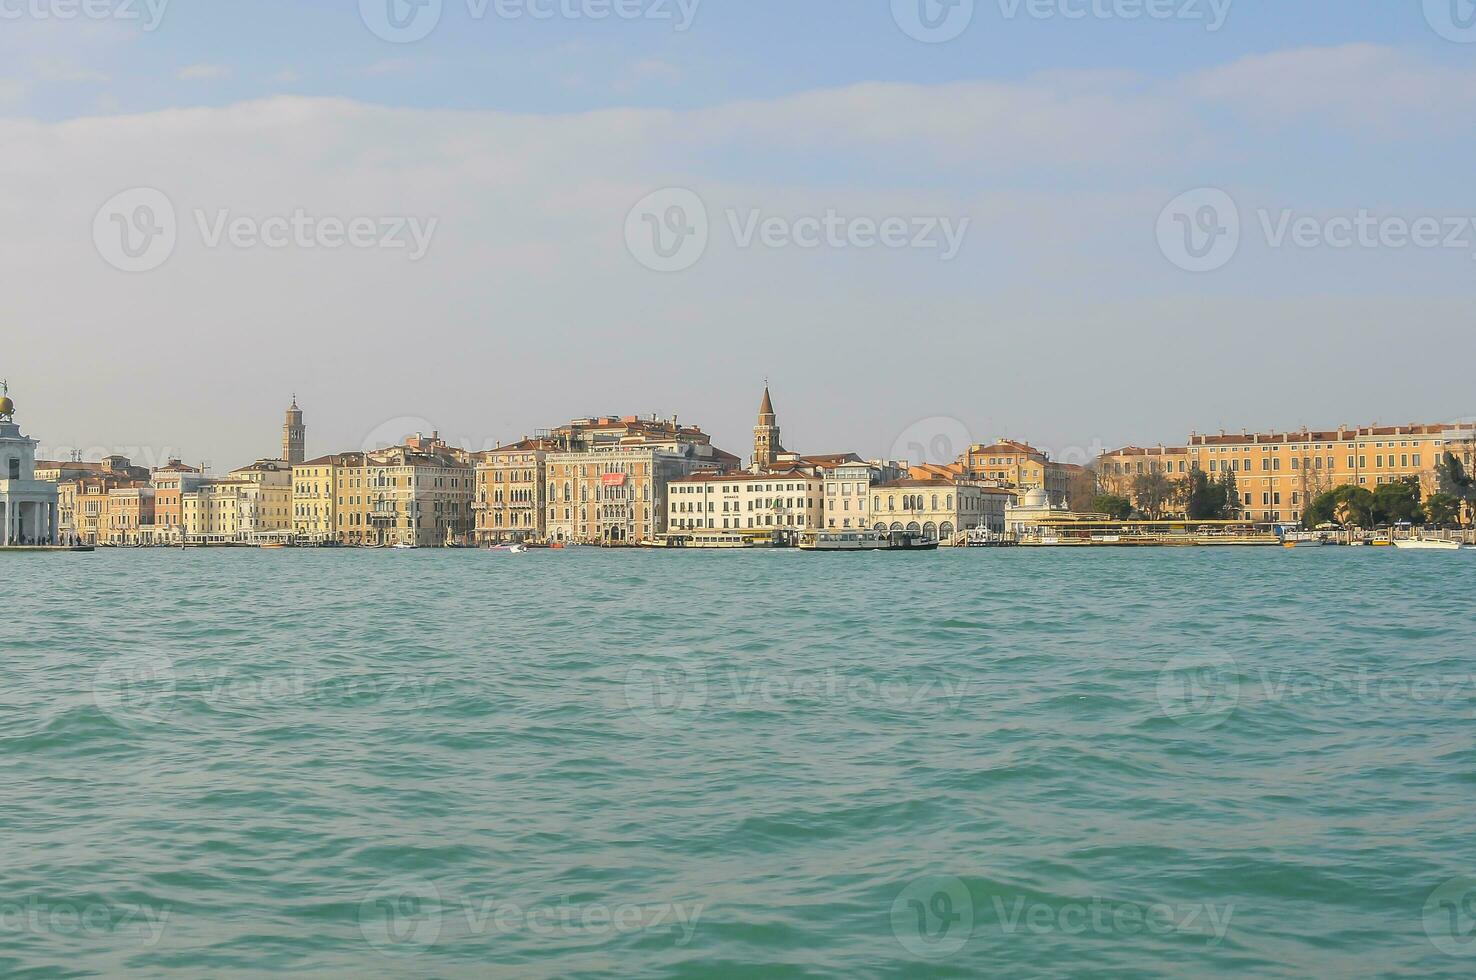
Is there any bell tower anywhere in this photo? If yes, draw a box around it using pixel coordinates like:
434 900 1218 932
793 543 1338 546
753 383 782 470
283 395 305 465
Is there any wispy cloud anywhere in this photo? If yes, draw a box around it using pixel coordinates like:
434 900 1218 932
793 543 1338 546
33 59 110 83
177 64 230 81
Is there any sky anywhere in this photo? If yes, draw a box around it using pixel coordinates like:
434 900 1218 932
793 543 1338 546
3 0 1475 471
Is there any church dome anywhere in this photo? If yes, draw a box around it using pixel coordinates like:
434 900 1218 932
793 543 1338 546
0 396 13 417
1022 487 1049 508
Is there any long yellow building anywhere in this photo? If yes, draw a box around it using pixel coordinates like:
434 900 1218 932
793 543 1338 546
1101 421 1476 524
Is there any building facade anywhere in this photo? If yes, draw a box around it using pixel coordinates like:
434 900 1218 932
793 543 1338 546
0 388 59 546
544 415 737 544
870 478 1011 541
291 440 473 547
959 440 1071 506
474 438 555 545
1100 420 1476 525
668 467 824 534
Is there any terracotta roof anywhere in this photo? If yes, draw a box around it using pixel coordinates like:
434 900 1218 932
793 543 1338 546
1102 445 1189 458
674 470 819 485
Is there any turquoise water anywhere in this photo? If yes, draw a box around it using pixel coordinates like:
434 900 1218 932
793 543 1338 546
5 548 1476 977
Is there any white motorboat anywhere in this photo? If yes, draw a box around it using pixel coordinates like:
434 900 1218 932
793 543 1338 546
490 543 528 554
1392 538 1466 551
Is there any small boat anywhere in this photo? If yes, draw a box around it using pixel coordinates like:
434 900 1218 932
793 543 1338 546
490 543 528 554
391 542 417 550
1281 532 1326 548
1392 538 1465 551
798 530 938 552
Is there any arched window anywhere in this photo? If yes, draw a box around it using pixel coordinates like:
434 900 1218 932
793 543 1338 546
931 494 938 509
888 495 896 511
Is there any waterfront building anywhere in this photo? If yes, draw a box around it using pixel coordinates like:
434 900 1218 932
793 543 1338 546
292 454 346 544
292 437 473 547
870 478 1010 542
958 440 1072 506
34 454 151 484
668 466 824 535
0 386 59 546
821 459 907 531
151 460 207 544
178 460 293 544
545 415 737 544
1099 420 1476 524
1096 445 1192 502
474 438 556 545
104 486 157 545
282 397 306 466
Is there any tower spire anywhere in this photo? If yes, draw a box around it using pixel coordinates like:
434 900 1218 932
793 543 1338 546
753 381 781 470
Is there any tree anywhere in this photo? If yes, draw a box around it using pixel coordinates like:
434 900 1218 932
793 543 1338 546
1091 494 1133 520
1307 485 1376 529
1424 493 1461 527
1437 452 1476 526
1217 470 1243 520
1131 471 1175 519
1371 478 1421 526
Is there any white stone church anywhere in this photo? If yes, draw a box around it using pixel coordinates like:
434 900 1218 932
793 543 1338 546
0 384 59 547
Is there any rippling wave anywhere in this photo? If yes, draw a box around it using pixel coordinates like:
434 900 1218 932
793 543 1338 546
4 548 1475 977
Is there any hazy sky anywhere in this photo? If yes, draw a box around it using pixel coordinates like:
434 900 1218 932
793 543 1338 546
3 1 1474 471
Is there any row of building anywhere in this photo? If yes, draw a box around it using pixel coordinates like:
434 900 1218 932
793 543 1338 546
1100 422 1476 525
6 377 1473 548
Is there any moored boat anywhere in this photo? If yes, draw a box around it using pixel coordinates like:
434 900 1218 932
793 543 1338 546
1392 537 1465 551
798 530 938 552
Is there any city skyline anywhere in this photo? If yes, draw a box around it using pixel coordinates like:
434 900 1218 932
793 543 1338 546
5 3 1476 468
